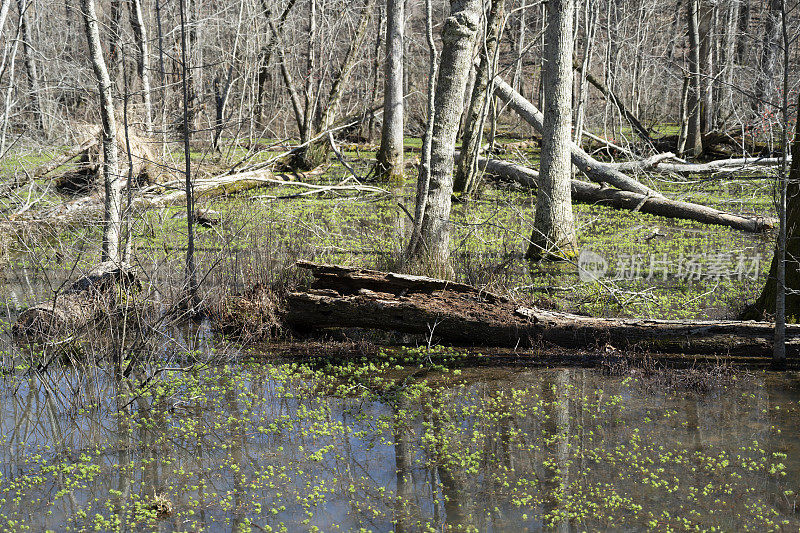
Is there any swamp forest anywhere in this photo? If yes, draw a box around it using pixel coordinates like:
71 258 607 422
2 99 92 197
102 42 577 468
1 0 800 530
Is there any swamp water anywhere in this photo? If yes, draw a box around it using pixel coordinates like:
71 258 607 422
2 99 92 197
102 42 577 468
1 347 799 532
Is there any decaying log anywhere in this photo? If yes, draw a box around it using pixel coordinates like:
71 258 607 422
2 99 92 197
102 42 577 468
286 262 798 357
13 261 136 340
477 157 775 233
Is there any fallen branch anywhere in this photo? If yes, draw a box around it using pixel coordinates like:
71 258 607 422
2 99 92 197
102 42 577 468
286 262 798 357
491 74 662 197
476 157 775 233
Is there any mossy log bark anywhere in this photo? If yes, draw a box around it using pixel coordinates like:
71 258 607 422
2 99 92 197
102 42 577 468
13 261 136 340
286 262 797 356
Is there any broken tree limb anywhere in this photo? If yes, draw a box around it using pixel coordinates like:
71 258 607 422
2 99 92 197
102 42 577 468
476 157 775 233
624 156 791 176
490 74 662 198
286 262 799 357
13 261 136 340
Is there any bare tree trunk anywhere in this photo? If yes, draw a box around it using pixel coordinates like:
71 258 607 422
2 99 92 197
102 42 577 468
366 5 384 142
718 0 740 128
754 0 781 115
179 0 198 308
127 0 153 134
676 75 691 157
698 1 714 133
0 0 12 40
407 0 438 259
254 0 298 131
527 0 576 260
415 0 482 271
512 0 526 94
108 0 122 82
376 0 405 182
453 0 503 195
80 0 123 263
0 27 19 154
15 0 42 131
686 0 704 157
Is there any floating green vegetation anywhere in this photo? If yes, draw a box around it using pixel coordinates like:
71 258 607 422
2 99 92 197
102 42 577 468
0 352 798 532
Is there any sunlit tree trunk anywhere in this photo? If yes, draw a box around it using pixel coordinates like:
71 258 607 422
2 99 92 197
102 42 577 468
454 0 503 195
128 0 153 134
527 0 577 260
415 0 482 272
376 0 405 182
80 0 123 263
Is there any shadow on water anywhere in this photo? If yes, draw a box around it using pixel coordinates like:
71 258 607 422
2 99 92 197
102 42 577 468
1 356 800 531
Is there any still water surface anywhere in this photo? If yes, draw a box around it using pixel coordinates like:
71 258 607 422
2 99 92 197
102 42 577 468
1 355 799 532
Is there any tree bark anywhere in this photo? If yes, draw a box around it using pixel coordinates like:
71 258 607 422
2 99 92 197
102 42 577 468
15 0 42 131
686 0 704 157
128 0 153 134
81 0 124 263
754 0 781 115
286 262 800 357
528 0 576 260
491 74 661 197
751 90 800 319
376 0 405 182
415 0 482 271
453 0 503 195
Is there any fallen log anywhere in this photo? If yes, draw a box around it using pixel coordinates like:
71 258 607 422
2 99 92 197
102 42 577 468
286 262 798 357
13 261 136 340
490 74 662 198
624 156 790 176
5 167 385 231
477 157 775 233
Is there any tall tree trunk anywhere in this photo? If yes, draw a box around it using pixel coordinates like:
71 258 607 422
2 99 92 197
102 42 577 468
686 0 704 157
366 5 384 142
453 0 503 195
254 0 298 131
376 0 405 182
527 0 576 259
407 0 438 259
751 26 798 323
179 0 198 308
698 1 714 133
80 0 123 263
128 0 153 134
754 0 781 116
717 0 740 128
414 0 482 272
0 0 12 40
15 0 42 131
